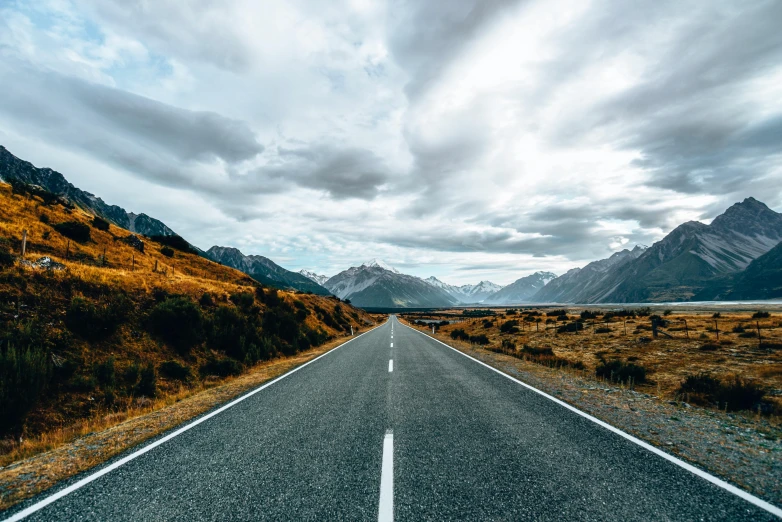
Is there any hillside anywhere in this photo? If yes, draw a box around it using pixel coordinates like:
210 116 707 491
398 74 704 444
207 246 331 295
423 277 502 304
694 241 782 301
0 180 373 442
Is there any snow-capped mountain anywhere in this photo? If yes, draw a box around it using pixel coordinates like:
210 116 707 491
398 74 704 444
325 264 457 308
361 259 400 273
298 269 330 286
483 272 557 304
207 246 331 295
424 277 502 303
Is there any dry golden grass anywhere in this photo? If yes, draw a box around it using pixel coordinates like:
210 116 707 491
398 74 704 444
403 308 782 413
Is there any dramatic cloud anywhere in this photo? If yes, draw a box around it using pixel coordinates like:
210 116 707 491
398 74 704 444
1 0 780 285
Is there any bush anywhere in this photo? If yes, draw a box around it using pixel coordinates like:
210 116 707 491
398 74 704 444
0 345 51 433
595 360 647 384
738 331 757 338
65 295 131 341
518 345 585 370
557 322 584 333
450 329 469 341
732 325 746 333
482 320 493 329
712 312 721 318
208 305 272 364
147 297 204 353
469 334 490 345
595 327 612 334
134 363 157 397
752 311 770 319
160 246 174 257
159 360 191 381
200 358 243 377
699 343 720 351
92 216 110 231
53 221 91 243
229 291 255 311
0 245 15 268
679 374 766 412
94 356 116 388
580 310 598 319
500 320 519 333
149 234 194 253
199 292 214 307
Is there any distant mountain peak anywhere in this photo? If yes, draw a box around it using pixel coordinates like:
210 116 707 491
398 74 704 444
361 258 399 273
299 269 329 286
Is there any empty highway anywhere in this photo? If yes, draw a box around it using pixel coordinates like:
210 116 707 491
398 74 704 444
2 316 779 521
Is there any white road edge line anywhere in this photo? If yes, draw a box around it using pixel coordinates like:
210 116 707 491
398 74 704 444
401 321 782 519
378 430 394 522
388 359 394 373
2 322 388 522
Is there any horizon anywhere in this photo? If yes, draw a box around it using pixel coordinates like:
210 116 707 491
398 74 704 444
2 1 781 285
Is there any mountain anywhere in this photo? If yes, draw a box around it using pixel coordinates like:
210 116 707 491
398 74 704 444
325 264 458 308
694 241 782 301
299 269 330 286
361 258 400 273
544 198 782 303
529 246 647 303
423 277 502 303
0 146 176 237
483 271 557 304
207 246 331 295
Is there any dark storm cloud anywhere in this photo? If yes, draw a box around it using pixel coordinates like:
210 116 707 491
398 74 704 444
0 62 263 182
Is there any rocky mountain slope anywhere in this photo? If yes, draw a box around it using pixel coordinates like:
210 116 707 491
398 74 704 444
325 262 457 308
0 146 175 237
530 246 647 303
483 271 557 304
207 246 330 295
694 240 782 301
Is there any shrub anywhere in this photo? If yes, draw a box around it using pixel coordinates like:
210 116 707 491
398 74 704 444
595 327 612 334
160 246 174 257
134 363 157 397
732 325 746 333
39 213 50 224
159 360 191 381
149 234 194 253
0 245 15 268
500 320 519 333
92 216 110 231
679 374 766 412
752 311 770 319
229 291 255 311
469 334 490 345
556 315 569 322
147 297 204 353
199 292 214 307
712 312 721 318
0 345 51 433
65 295 131 341
738 332 757 338
595 360 647 384
699 343 720 351
482 320 493 329
200 358 243 377
53 221 91 242
518 345 585 370
124 363 140 386
501 339 516 350
580 310 598 319
557 322 584 333
94 357 116 388
450 329 469 341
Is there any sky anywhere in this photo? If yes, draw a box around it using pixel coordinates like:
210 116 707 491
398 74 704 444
1 0 781 286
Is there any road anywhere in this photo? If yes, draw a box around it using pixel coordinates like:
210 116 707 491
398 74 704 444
3 316 779 521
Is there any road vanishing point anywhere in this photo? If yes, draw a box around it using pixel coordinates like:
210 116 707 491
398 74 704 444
3 316 780 521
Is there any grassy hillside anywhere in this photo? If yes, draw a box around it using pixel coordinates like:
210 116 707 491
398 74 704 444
0 181 375 445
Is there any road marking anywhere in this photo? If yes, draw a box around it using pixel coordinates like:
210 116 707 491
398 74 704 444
378 430 394 522
401 322 782 519
390 342 393 347
2 322 388 522
388 359 393 372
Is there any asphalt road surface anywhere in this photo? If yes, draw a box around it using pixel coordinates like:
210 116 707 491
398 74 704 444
3 316 780 521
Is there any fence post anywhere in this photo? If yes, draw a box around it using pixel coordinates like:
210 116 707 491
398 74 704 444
624 321 627 335
154 259 158 272
21 229 27 258
683 319 689 339
65 240 70 260
651 317 658 338
757 321 762 349
714 320 719 341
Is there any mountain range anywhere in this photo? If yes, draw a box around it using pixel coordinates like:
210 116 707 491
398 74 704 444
2 146 779 306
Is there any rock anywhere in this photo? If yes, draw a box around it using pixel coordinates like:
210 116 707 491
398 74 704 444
32 257 65 270
121 234 145 253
